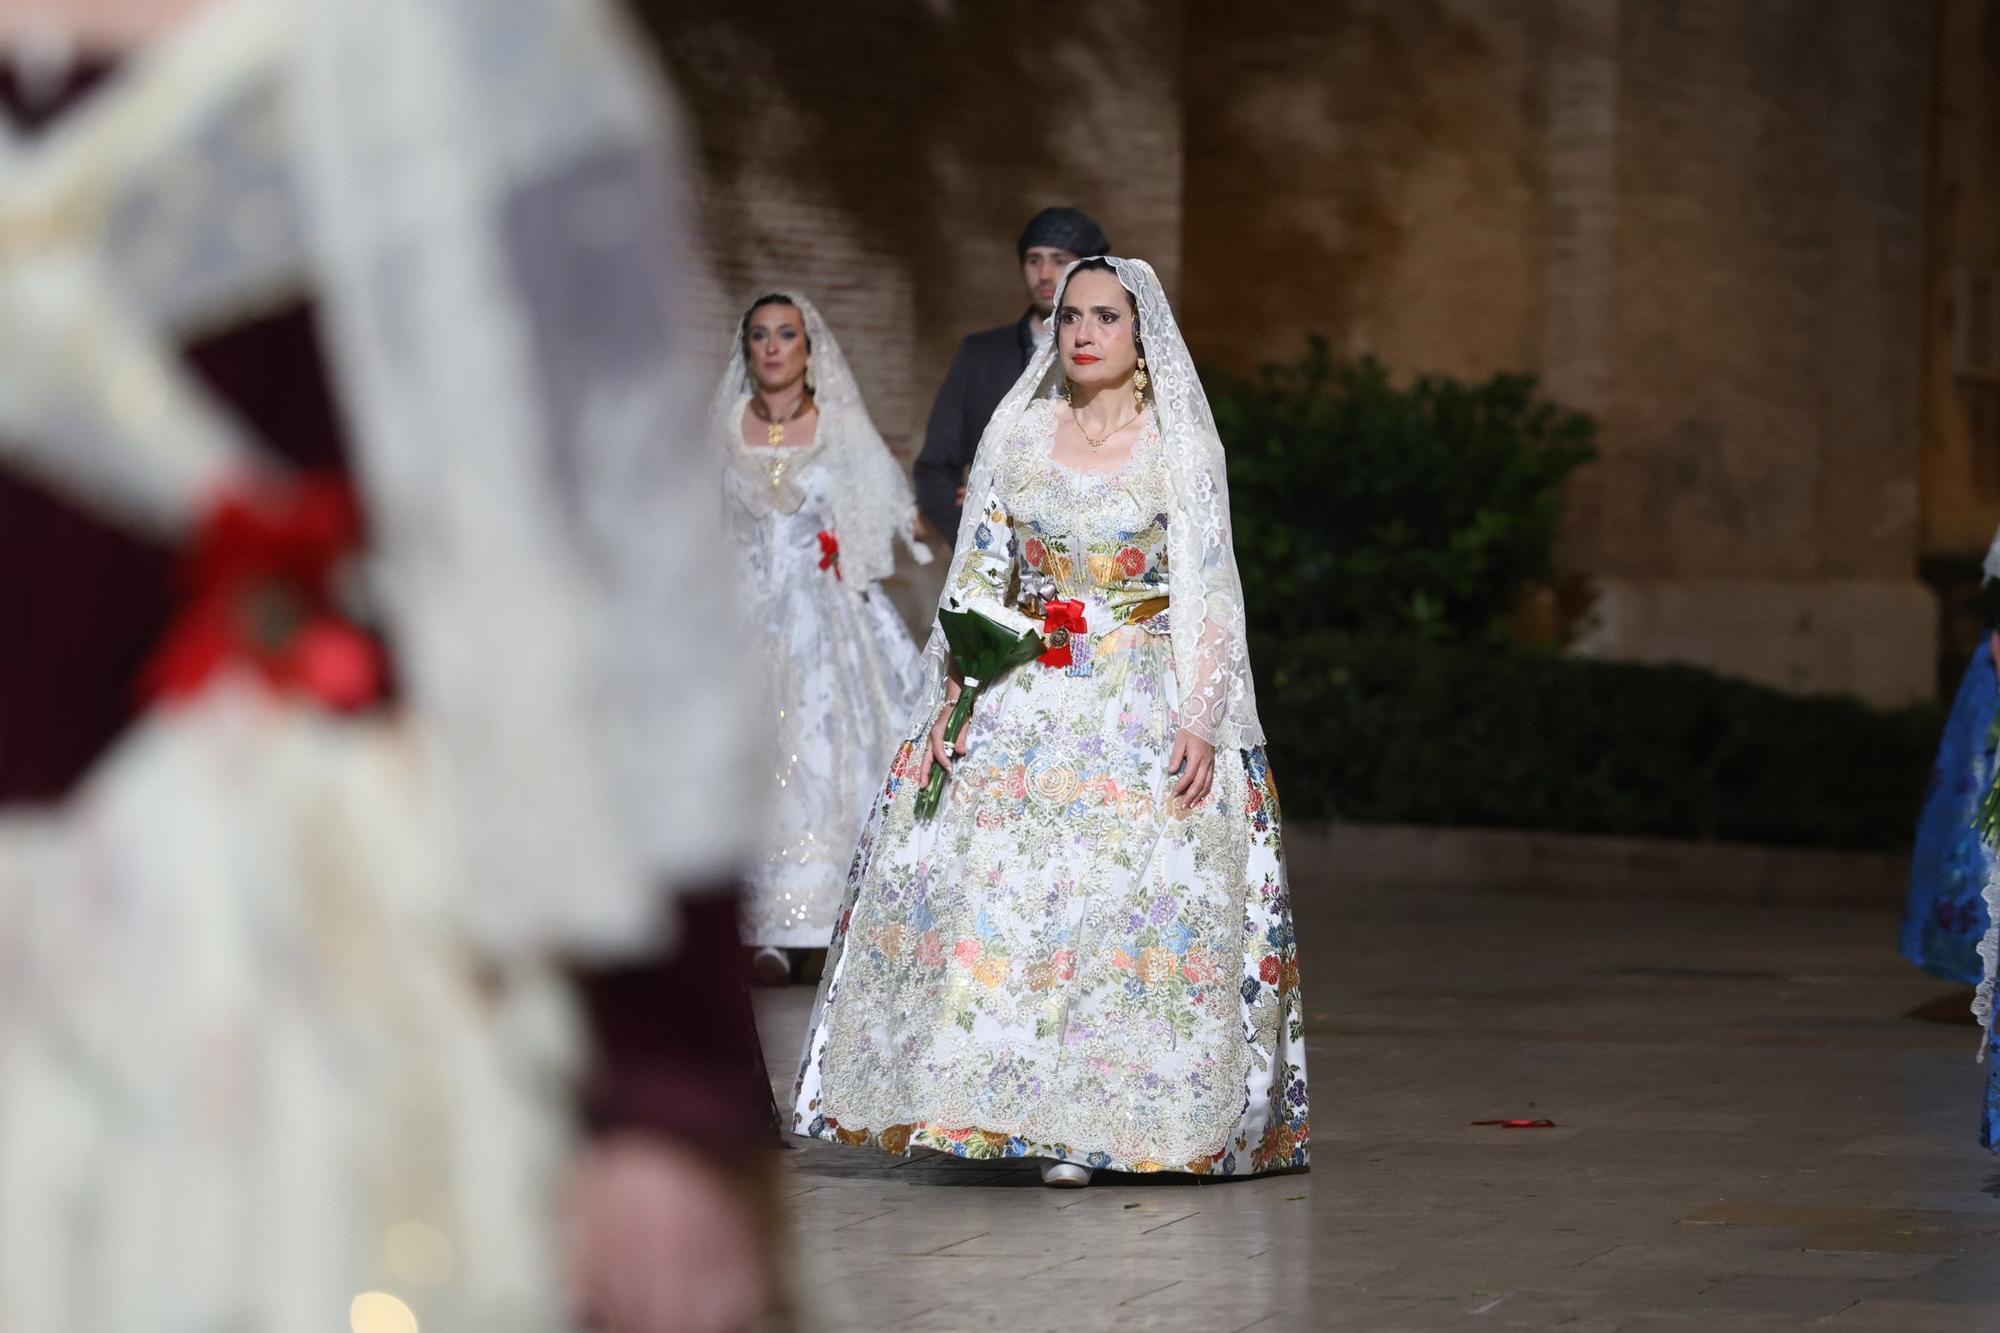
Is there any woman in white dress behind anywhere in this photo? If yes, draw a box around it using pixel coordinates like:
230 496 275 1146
719 293 929 981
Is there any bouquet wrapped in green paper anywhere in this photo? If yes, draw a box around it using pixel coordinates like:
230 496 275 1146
1978 724 2000 849
913 603 1052 819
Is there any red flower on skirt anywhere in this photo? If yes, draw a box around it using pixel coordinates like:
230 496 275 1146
1022 537 1048 569
142 473 385 712
818 529 842 580
1115 546 1146 578
1039 599 1087 669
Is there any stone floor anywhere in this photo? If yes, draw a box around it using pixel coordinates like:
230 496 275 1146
753 882 2000 1332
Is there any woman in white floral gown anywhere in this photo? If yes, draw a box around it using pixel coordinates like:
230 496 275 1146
792 258 1308 1186
720 293 928 978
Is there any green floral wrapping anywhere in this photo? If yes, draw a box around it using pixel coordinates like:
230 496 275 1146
914 605 1046 819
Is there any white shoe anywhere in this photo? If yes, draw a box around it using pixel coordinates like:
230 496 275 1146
750 946 791 986
1040 1161 1092 1188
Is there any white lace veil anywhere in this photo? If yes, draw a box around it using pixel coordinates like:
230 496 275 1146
0 0 753 965
710 291 925 588
911 255 1266 752
296 0 759 960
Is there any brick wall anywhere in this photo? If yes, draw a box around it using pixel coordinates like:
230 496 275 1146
635 0 1944 703
638 1 1183 622
641 1 1182 458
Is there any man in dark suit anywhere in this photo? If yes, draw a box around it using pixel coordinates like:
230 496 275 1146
914 206 1110 541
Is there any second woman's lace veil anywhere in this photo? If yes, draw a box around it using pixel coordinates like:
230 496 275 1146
709 292 922 589
911 256 1266 752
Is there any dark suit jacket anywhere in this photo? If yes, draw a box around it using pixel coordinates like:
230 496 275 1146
915 310 1038 540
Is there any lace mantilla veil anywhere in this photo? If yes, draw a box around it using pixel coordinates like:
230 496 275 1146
0 0 757 960
910 256 1266 752
710 291 928 587
298 0 765 959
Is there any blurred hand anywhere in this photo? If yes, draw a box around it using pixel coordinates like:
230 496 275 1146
1168 730 1215 806
921 678 967 785
565 1133 765 1333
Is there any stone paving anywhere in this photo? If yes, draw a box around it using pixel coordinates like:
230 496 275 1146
754 881 2000 1332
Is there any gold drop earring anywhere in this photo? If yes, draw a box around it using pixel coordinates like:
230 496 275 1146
1132 353 1149 412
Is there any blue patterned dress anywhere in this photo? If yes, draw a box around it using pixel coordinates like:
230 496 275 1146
1900 640 1997 985
1985 1023 2000 1151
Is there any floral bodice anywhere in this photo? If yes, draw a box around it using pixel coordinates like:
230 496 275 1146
955 400 1173 643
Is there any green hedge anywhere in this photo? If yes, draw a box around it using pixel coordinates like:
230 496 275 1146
1259 634 1941 851
1213 347 1596 644
1206 344 1939 852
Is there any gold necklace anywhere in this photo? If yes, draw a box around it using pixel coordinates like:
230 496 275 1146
1070 401 1139 450
750 391 814 446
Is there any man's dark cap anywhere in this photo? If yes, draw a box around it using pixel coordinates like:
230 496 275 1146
1017 206 1110 261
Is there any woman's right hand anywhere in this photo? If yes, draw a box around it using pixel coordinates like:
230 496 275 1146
921 679 967 784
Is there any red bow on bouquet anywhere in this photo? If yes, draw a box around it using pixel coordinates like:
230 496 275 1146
1039 599 1087 669
141 473 386 712
817 529 842 580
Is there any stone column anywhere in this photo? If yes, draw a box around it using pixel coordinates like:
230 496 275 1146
1565 0 1936 704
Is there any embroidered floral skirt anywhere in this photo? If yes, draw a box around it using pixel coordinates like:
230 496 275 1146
790 624 1309 1175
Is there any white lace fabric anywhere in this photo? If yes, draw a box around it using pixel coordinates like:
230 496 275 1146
911 256 1264 751
1978 864 1999 1057
0 0 291 535
298 0 763 954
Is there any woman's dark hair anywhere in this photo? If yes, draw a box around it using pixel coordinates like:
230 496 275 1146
740 292 805 357
1061 258 1140 337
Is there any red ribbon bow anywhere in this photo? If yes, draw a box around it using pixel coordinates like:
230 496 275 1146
1039 599 1087 668
817 529 842 580
141 473 386 712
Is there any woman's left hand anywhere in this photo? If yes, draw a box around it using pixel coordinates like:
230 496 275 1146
1168 730 1216 806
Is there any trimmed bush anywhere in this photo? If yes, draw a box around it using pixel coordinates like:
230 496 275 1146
1210 344 1939 851
1213 346 1596 644
1260 633 1940 852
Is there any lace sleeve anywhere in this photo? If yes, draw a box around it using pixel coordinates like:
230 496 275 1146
1166 429 1265 751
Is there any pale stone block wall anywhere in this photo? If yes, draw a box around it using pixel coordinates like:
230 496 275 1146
1573 577 1938 704
1182 0 1936 704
